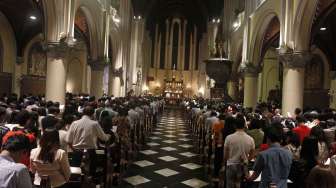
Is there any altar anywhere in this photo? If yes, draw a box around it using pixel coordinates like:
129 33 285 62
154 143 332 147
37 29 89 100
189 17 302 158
163 75 184 105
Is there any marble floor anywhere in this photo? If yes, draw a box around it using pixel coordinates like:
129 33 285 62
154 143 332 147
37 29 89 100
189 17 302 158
118 108 211 188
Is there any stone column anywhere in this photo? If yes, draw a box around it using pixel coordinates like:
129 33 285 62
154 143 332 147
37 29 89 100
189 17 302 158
178 20 182 71
227 74 239 100
165 19 170 69
89 61 106 98
243 65 259 109
329 72 336 109
45 47 68 104
181 20 187 71
280 52 309 116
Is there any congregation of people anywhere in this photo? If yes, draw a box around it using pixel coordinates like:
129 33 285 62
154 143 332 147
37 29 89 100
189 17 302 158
185 99 336 188
0 93 164 188
2 92 336 188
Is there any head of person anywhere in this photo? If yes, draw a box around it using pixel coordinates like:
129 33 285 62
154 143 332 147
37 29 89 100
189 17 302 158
1 131 30 162
83 106 95 118
48 106 60 116
310 126 326 143
15 110 31 127
295 108 302 116
265 122 284 144
249 118 260 130
285 131 300 148
235 113 246 130
296 115 306 125
306 166 336 188
210 111 217 117
41 114 59 131
38 128 60 163
300 136 318 164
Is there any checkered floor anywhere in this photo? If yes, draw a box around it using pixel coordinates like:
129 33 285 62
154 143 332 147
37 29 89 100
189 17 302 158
118 108 210 188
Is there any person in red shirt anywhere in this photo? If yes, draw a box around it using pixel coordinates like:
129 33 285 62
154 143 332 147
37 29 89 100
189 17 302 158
293 115 311 143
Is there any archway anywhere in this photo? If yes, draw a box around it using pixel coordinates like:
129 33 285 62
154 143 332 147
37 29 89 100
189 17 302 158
256 16 281 105
308 1 336 109
65 7 91 94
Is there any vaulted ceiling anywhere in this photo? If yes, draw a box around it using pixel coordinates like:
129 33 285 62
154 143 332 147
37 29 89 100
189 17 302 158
0 0 43 56
132 0 223 35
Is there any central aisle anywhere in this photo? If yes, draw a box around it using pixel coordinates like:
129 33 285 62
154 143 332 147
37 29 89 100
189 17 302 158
119 108 211 187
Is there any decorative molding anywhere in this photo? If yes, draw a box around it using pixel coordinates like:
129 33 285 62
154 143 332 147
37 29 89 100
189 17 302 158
279 51 312 69
241 63 261 77
88 59 109 71
43 37 86 59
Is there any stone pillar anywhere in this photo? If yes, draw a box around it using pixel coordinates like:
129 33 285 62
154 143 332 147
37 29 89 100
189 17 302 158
13 57 23 96
329 72 336 109
165 19 170 69
243 65 259 109
45 49 67 104
178 20 182 71
280 52 309 116
181 20 187 71
227 76 239 101
89 61 106 98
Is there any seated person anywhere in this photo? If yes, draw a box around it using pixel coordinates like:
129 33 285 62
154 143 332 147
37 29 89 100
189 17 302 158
30 128 71 188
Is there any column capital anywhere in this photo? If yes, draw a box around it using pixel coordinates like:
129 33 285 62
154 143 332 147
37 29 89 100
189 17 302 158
89 58 110 71
279 52 312 69
44 39 86 59
241 63 260 77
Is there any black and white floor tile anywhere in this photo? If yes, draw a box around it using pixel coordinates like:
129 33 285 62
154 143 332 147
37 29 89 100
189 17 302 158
118 109 211 188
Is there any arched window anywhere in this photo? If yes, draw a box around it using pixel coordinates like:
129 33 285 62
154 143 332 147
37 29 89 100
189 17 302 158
172 22 179 69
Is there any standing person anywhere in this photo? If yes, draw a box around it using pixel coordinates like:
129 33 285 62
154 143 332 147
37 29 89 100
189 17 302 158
30 128 71 188
306 166 336 188
224 114 255 188
246 122 293 188
0 131 33 188
212 114 225 182
310 126 329 163
66 106 110 177
293 116 311 143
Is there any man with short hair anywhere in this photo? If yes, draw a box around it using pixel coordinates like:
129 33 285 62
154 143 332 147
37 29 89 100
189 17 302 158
246 122 292 188
0 131 33 188
66 106 110 177
224 114 255 188
66 106 110 150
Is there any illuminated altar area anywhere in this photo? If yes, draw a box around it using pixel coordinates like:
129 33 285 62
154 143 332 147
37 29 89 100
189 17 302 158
163 72 184 104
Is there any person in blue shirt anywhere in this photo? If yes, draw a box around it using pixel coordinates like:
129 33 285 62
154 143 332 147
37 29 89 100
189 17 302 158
246 122 293 188
0 131 33 188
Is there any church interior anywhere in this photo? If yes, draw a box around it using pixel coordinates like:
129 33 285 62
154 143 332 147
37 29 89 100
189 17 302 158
1 0 336 188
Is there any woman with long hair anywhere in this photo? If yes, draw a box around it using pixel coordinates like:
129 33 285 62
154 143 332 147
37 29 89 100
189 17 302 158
30 128 71 188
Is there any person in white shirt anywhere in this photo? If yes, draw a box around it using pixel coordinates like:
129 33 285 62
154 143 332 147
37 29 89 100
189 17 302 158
66 106 110 150
30 128 71 188
66 106 110 177
224 114 255 188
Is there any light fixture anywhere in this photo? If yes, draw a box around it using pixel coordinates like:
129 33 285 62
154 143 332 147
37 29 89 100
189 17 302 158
212 18 216 23
320 27 327 31
217 19 220 23
233 22 239 28
138 15 141 19
29 15 37 20
133 16 136 19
